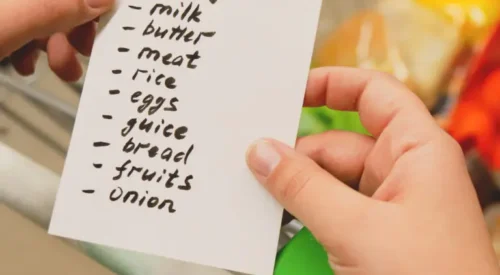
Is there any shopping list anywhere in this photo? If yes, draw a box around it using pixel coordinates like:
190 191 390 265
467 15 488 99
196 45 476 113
48 1 322 274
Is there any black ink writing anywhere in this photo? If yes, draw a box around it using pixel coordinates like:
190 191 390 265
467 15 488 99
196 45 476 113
112 160 193 191
150 2 202 23
109 186 176 213
121 117 187 140
121 137 194 164
129 5 142 10
130 91 178 115
88 0 221 213
143 20 216 45
132 68 177 90
137 47 201 69
94 142 110 147
179 175 193 191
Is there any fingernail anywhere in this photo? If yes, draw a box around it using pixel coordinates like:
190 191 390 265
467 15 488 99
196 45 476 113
247 140 281 178
86 0 111 8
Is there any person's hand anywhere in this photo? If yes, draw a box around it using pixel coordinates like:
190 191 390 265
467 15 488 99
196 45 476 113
0 0 114 82
246 67 500 275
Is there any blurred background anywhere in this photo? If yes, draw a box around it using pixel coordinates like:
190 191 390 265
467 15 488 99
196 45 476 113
2 0 500 272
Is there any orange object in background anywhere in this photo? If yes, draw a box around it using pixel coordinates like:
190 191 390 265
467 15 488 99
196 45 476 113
312 2 465 110
449 99 496 162
447 23 500 169
313 12 390 71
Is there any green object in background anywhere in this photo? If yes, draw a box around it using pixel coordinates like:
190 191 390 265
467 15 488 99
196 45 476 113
276 107 368 275
275 228 334 275
298 107 369 137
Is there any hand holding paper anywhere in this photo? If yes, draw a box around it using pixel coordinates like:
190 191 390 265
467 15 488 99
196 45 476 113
0 0 115 81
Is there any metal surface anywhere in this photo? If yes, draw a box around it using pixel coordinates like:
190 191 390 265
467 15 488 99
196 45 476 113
0 72 77 119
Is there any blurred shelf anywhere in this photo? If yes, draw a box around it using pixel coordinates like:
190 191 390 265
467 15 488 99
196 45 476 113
0 54 81 174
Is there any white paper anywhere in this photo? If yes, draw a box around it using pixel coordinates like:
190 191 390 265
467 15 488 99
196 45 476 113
48 1 322 274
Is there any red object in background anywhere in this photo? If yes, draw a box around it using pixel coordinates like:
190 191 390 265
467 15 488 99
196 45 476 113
481 69 500 121
448 99 496 162
447 23 500 169
494 137 500 169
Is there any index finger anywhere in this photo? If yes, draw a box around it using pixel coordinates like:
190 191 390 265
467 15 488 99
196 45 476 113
0 0 113 59
304 67 437 138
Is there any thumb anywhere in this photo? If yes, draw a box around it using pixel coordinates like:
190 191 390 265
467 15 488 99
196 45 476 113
246 139 372 254
0 0 114 58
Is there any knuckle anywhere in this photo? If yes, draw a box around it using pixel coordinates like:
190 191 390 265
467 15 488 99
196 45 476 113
371 71 403 88
372 71 417 98
278 160 317 202
41 0 83 24
442 132 464 156
373 71 396 82
362 154 385 189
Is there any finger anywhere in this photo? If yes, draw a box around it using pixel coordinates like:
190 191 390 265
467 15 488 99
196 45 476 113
296 130 375 190
246 139 373 247
47 33 82 82
33 38 49 52
10 42 40 76
68 21 97 56
305 67 442 182
304 67 437 138
0 0 114 58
